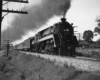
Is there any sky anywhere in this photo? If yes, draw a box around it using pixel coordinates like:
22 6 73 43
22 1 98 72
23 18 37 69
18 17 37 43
67 0 100 32
1 0 100 45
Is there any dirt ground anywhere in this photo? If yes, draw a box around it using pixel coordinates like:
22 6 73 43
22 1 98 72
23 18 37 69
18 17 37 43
0 50 100 80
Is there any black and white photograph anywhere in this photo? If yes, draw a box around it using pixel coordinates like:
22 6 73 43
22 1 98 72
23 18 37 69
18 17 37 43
0 0 100 80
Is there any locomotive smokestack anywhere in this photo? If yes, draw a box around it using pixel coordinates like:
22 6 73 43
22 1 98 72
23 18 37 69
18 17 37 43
61 18 66 22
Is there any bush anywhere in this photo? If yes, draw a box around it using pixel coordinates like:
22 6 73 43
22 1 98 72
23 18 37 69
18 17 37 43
91 51 100 58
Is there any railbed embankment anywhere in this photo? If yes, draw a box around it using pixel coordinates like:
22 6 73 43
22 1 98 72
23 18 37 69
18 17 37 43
0 50 100 80
22 51 100 72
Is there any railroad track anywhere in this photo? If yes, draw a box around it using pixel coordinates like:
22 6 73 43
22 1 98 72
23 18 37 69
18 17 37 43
76 56 100 61
20 51 100 72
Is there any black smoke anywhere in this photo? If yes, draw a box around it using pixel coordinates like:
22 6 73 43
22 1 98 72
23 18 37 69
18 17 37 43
1 0 71 46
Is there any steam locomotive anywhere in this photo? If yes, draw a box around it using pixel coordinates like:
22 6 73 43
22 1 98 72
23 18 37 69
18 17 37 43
14 18 79 56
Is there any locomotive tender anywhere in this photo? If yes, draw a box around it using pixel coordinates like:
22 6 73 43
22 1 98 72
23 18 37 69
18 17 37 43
15 18 79 56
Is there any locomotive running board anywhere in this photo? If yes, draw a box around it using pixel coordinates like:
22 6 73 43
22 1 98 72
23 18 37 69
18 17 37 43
37 34 54 42
37 34 56 47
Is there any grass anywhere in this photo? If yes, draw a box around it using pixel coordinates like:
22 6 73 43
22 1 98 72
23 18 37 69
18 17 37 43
73 72 100 80
0 50 100 80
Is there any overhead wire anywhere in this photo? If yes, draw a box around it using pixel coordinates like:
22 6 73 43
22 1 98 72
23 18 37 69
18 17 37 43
7 2 19 43
14 3 27 43
7 2 9 41
3 2 27 46
16 3 26 36
7 2 16 43
13 3 22 41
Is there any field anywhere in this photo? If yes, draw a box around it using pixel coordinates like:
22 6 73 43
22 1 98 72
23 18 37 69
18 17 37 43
0 50 100 80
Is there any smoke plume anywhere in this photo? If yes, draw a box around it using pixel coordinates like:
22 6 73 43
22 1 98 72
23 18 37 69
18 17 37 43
1 0 71 46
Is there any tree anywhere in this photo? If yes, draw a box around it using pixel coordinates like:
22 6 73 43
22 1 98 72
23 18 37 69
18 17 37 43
94 27 100 34
94 16 100 34
83 30 93 42
96 15 100 23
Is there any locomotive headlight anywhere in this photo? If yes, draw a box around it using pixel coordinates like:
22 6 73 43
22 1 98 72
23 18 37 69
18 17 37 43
64 29 69 32
68 46 70 50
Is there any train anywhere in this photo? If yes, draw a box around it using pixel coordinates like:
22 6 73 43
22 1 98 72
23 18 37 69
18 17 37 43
14 18 79 56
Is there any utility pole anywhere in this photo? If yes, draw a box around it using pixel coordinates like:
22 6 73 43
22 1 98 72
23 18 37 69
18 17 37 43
74 33 82 41
78 33 83 41
0 0 3 50
4 40 10 56
0 0 28 50
4 40 13 56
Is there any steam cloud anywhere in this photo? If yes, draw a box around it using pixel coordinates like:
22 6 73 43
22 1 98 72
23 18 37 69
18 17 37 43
1 0 71 47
